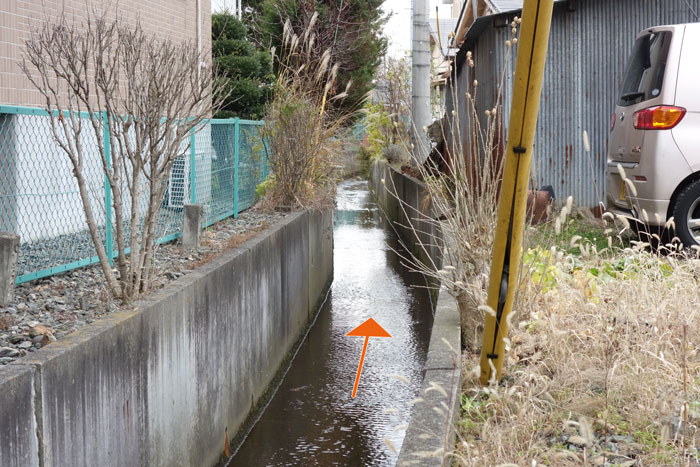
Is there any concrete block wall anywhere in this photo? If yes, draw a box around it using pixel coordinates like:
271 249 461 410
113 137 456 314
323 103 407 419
0 209 333 467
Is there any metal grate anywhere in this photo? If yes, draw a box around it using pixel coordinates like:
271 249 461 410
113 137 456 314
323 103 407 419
0 106 267 284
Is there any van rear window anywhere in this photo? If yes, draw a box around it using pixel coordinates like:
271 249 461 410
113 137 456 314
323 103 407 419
617 31 672 107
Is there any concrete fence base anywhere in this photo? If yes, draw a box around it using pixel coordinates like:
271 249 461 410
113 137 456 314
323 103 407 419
182 204 204 250
0 209 333 467
0 232 19 305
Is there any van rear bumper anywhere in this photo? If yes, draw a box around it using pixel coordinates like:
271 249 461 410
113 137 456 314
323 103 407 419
606 161 676 227
605 197 670 226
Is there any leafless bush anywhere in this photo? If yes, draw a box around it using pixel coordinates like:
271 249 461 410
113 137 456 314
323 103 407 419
262 90 336 208
374 56 412 141
21 11 222 299
361 56 412 168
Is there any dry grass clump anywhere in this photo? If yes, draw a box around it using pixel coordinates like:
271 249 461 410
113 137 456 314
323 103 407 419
370 14 699 464
258 14 353 210
453 238 700 466
382 21 522 353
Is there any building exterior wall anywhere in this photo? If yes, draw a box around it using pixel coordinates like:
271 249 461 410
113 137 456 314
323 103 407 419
0 0 211 107
445 0 700 207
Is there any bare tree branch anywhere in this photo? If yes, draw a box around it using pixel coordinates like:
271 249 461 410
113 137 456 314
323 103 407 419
21 9 224 299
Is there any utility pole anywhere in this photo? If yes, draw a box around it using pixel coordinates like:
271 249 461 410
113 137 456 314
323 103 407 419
412 0 430 164
479 0 554 385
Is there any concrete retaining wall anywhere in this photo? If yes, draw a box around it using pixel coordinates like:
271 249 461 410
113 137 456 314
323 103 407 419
0 209 333 467
0 364 38 466
369 161 461 466
396 290 461 466
369 161 441 273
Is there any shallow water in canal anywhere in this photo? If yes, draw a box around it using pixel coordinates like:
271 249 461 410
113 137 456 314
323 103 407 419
228 180 434 466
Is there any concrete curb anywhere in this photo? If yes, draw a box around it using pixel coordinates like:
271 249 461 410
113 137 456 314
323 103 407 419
397 288 461 466
0 209 333 467
369 160 462 466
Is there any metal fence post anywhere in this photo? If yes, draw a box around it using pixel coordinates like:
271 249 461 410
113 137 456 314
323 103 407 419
262 132 268 181
190 127 197 204
102 111 113 266
233 117 239 218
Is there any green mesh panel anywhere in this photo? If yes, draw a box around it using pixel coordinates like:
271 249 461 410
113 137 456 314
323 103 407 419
237 122 266 212
0 108 266 284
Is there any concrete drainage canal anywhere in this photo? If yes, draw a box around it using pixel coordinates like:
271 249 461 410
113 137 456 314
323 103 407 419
225 180 436 466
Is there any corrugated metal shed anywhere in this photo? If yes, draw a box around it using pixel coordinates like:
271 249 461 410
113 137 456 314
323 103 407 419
445 0 700 208
485 0 567 13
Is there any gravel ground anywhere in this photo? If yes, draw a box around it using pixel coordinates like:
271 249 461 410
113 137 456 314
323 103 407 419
0 208 289 365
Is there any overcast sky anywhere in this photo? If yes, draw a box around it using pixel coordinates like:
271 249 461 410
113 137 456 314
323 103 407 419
210 0 456 58
383 0 454 58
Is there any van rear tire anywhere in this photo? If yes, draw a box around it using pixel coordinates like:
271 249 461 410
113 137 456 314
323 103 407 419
671 180 700 248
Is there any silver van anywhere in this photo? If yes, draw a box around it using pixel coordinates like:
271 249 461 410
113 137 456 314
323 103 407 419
606 23 700 247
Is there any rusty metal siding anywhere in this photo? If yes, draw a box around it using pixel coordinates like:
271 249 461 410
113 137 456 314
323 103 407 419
445 0 700 207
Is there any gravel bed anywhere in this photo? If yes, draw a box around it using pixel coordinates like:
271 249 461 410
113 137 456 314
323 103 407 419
17 206 186 277
0 208 289 365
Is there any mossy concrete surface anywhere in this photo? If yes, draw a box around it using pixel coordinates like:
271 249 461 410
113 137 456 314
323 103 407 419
0 209 333 467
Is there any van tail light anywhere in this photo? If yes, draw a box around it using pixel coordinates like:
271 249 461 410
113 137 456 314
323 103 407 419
610 113 616 132
633 106 686 130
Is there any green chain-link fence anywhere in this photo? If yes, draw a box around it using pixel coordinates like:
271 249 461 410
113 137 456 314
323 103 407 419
0 106 267 284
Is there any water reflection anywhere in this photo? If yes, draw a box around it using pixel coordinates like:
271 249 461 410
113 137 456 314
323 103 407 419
228 180 433 466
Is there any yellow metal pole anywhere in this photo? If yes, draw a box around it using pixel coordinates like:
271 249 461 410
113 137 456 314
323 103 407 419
479 0 554 385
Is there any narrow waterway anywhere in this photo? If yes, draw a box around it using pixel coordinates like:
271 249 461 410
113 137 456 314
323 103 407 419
228 180 434 466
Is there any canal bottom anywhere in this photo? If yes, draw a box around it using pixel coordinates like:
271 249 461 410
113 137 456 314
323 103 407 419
227 180 434 466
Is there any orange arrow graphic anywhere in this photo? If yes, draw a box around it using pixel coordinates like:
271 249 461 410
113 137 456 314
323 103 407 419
346 318 391 398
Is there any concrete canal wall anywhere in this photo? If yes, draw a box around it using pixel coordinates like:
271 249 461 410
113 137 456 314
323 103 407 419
369 161 462 466
0 210 333 467
369 161 441 273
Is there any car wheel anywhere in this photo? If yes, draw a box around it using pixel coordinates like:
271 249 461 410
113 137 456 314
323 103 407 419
671 180 700 247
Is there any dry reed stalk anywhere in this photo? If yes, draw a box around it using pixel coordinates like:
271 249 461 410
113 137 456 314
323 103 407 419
367 13 700 465
380 20 522 353
452 240 700 465
259 13 355 210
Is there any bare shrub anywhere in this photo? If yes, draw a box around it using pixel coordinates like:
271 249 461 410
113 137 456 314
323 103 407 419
21 11 222 299
261 89 336 208
359 57 412 168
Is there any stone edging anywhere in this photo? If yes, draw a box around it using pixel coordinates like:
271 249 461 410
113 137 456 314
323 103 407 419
396 288 461 466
